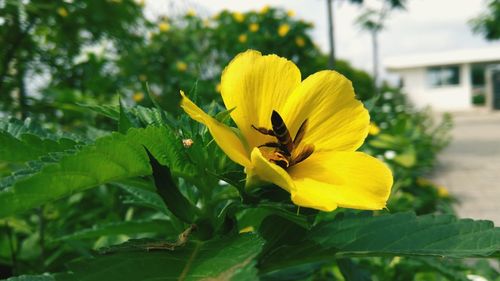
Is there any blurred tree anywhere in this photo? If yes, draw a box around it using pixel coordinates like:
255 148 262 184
0 0 145 119
470 0 500 40
324 0 405 69
356 8 386 92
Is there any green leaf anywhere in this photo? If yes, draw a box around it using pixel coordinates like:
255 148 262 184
52 219 177 243
0 125 193 217
76 103 120 120
414 257 470 281
368 134 407 150
393 146 416 168
0 118 56 139
145 148 197 223
118 98 139 134
130 106 168 127
4 275 55 281
117 182 169 214
259 212 500 272
0 132 79 164
337 258 372 281
55 234 264 281
0 118 81 164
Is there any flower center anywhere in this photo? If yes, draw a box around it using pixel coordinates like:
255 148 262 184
252 110 314 169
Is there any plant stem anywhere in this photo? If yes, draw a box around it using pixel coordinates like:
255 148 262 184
38 207 46 267
5 222 17 276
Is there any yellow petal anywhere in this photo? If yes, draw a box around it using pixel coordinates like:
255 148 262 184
220 50 301 149
246 148 295 192
281 70 369 152
180 91 251 167
288 151 393 211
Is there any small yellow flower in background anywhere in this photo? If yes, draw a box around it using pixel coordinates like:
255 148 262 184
249 23 259 32
158 21 170 32
239 226 255 233
57 7 68 17
437 186 450 198
132 92 144 102
278 24 290 37
238 34 248 43
287 10 296 17
135 0 145 7
139 74 147 82
295 36 306 47
369 122 380 135
260 5 270 14
215 83 221 93
176 61 188 72
233 12 245 23
187 9 196 17
110 0 123 3
180 50 393 212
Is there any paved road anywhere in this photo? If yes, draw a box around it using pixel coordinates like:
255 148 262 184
431 111 500 225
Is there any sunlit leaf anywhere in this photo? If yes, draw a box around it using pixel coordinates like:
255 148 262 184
55 234 264 281
259 212 500 272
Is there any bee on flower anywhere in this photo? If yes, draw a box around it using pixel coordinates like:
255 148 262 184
180 50 392 211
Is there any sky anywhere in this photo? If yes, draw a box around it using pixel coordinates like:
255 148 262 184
146 0 500 78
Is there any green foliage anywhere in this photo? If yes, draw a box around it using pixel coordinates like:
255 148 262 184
471 0 500 40
56 234 264 281
259 212 500 273
52 219 176 243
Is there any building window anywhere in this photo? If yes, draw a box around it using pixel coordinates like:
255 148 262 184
427 65 460 87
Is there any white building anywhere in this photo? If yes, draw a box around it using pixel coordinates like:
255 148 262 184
384 47 500 111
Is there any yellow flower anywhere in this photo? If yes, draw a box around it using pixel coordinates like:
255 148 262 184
57 7 68 17
278 24 290 37
287 10 296 17
437 186 449 198
187 9 196 17
132 92 144 102
369 122 380 135
176 61 188 72
180 50 393 212
238 34 247 43
135 0 145 7
215 83 221 93
233 12 245 23
249 23 259 32
158 21 170 32
260 5 270 14
295 36 305 47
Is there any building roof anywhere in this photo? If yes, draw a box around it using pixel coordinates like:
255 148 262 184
384 46 500 71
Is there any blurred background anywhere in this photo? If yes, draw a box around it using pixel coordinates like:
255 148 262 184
1 0 500 279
